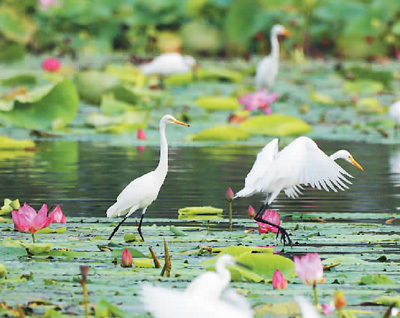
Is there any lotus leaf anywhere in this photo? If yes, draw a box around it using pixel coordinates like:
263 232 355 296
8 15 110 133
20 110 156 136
239 114 312 136
310 91 335 105
200 67 243 83
133 258 155 268
178 206 223 215
0 263 7 278
105 64 145 86
360 273 394 285
0 136 34 150
0 6 36 44
356 97 384 114
344 80 384 94
36 227 67 234
75 70 120 105
0 78 79 130
2 74 37 86
0 198 20 215
94 298 127 318
254 301 300 316
111 248 146 259
192 125 249 141
211 246 273 256
373 296 400 307
169 225 187 236
195 96 240 112
164 71 196 86
24 243 51 255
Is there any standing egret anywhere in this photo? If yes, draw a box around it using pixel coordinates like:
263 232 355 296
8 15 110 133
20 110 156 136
235 137 364 245
106 114 190 241
139 52 197 77
389 101 400 132
141 254 253 318
255 24 291 89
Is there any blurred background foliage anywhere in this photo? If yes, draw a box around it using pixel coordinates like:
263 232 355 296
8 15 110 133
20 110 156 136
1 0 400 61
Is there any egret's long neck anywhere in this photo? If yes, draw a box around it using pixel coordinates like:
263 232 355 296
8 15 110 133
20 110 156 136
216 261 231 290
330 151 342 161
270 32 279 60
156 121 168 175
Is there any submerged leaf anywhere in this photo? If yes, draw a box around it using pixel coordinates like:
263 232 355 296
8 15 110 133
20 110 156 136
239 114 312 136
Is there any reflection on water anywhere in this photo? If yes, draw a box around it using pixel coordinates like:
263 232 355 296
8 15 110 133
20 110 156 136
1 140 400 219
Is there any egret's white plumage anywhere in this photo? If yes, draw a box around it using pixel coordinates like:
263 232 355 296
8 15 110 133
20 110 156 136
141 255 253 318
255 24 290 89
235 136 364 206
295 296 321 318
106 114 189 240
389 101 400 125
139 52 197 76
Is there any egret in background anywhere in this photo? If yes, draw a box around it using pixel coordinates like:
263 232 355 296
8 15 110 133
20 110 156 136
139 52 197 76
255 24 291 89
389 101 400 132
235 137 364 245
106 114 190 241
141 254 253 318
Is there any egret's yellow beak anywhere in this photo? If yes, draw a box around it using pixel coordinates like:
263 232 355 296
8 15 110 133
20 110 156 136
173 119 190 127
350 157 364 171
282 29 291 37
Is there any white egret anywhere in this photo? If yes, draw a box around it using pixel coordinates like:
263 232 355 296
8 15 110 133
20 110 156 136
235 136 364 244
255 24 291 89
106 114 190 241
139 52 197 76
389 101 400 132
141 254 253 318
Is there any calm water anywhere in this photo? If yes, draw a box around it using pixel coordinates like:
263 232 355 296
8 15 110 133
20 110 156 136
1 140 400 221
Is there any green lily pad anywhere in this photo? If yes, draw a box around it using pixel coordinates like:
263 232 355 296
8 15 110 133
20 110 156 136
2 74 37 86
164 71 196 86
0 245 27 257
0 198 20 215
356 97 384 114
178 206 223 216
310 91 335 105
75 70 120 105
169 225 187 236
0 78 79 130
0 6 36 44
192 125 249 141
0 263 7 278
133 258 154 268
359 273 394 285
111 248 146 259
195 96 240 112
344 80 384 94
255 301 299 317
373 296 400 307
200 67 243 83
212 246 273 256
94 298 127 318
239 114 312 136
25 243 51 255
123 233 140 243
36 227 67 234
0 136 35 150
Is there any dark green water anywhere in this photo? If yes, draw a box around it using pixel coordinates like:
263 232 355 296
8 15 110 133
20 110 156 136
1 140 399 222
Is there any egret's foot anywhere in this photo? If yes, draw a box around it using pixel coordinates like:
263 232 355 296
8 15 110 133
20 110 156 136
254 215 292 247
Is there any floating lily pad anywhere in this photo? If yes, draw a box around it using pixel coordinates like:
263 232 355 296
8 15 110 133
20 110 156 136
212 246 273 256
133 258 154 268
359 273 394 285
239 114 312 136
192 125 249 141
0 78 79 130
0 136 34 150
95 298 127 318
356 97 384 114
195 96 240 112
344 80 384 94
0 263 7 278
310 91 335 105
373 296 400 307
169 225 187 236
2 74 37 86
178 206 223 215
123 233 140 243
0 198 20 215
0 6 36 44
111 248 146 259
25 243 51 255
36 227 67 234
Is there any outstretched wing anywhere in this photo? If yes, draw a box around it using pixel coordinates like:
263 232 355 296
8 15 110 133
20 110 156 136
274 137 353 194
235 139 278 198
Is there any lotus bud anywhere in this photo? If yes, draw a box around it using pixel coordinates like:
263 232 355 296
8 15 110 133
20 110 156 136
272 269 288 289
42 58 61 72
225 187 234 202
334 290 346 310
80 265 90 281
121 249 133 268
137 129 147 140
247 205 255 219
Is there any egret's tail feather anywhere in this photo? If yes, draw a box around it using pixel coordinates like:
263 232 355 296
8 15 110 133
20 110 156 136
234 188 253 198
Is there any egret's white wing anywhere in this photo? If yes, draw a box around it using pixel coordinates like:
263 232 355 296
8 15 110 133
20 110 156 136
235 139 278 198
140 53 189 76
141 285 253 318
185 271 225 301
255 56 277 89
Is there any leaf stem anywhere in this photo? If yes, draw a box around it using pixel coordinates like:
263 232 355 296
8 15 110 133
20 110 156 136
313 283 318 307
229 201 232 231
31 233 36 243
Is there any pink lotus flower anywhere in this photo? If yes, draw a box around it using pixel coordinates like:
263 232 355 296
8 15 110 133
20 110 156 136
256 210 280 233
272 269 288 289
247 205 255 219
225 187 234 202
294 253 324 286
321 302 334 315
12 203 51 235
42 58 61 72
137 129 147 140
121 248 133 267
48 205 66 223
238 88 279 114
38 0 57 10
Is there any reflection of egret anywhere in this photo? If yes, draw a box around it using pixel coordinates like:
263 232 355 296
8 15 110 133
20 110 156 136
235 137 364 244
255 24 291 89
389 150 400 186
141 255 253 318
106 115 190 241
140 52 197 76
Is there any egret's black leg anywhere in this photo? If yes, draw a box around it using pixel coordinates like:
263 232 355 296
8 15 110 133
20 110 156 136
108 215 129 240
137 213 146 242
254 204 292 247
